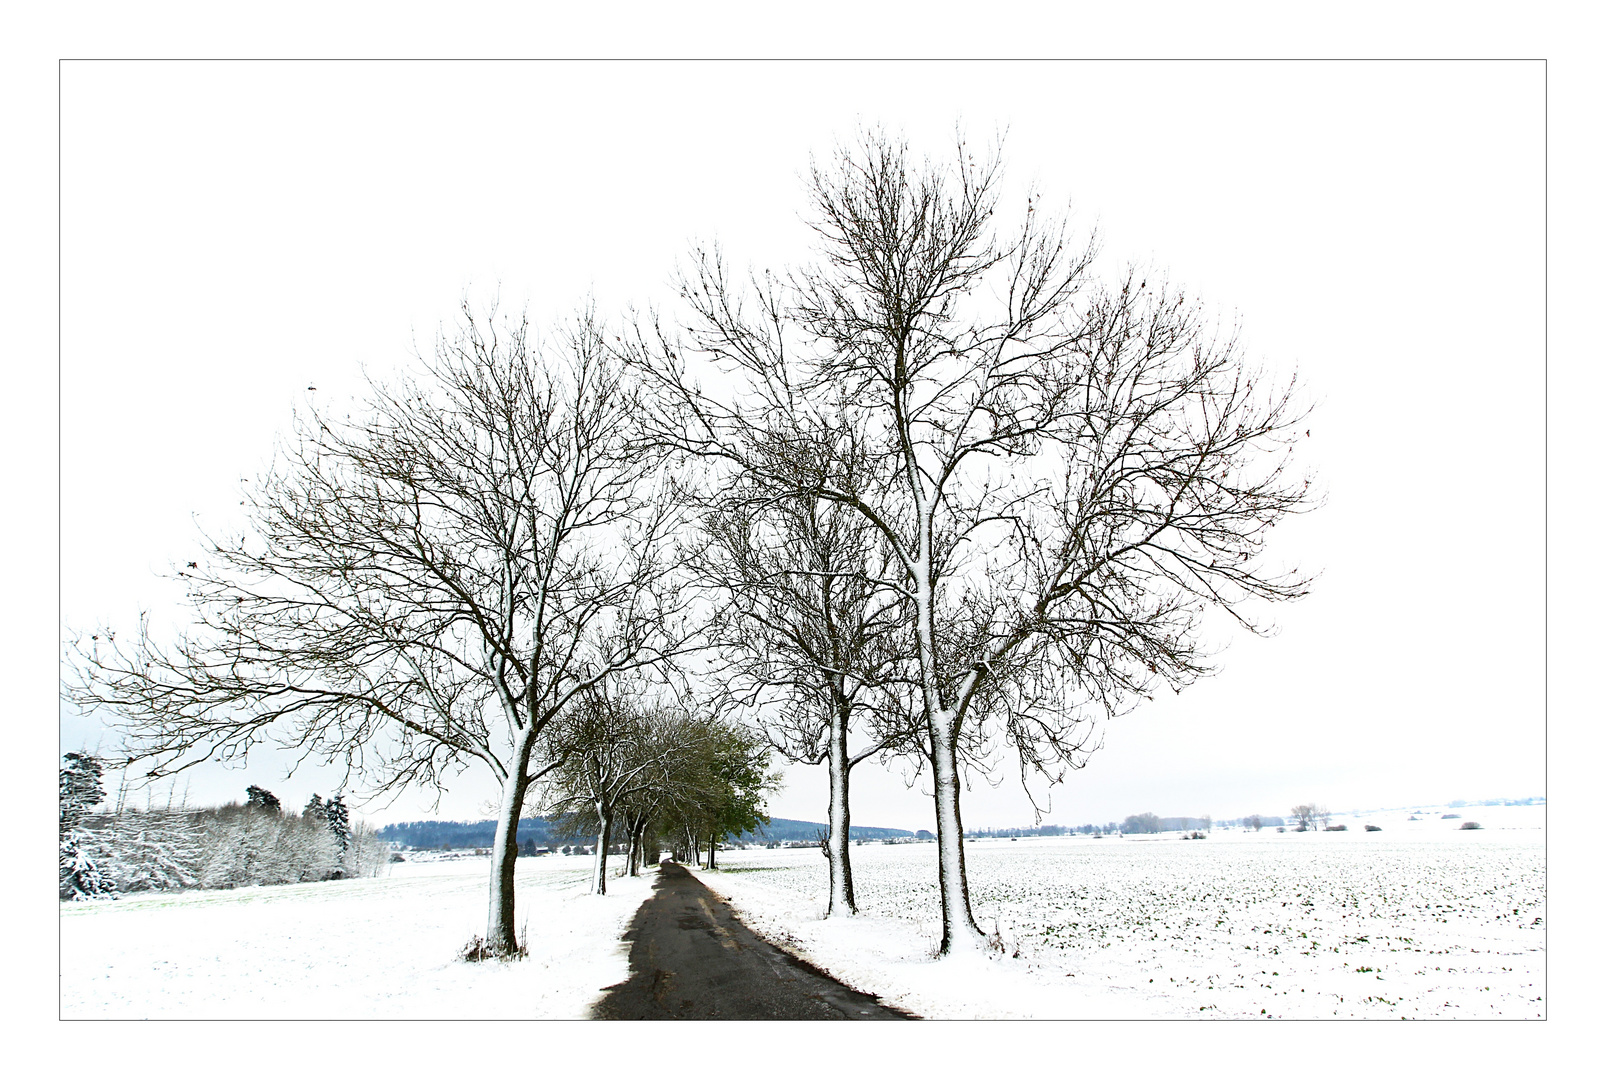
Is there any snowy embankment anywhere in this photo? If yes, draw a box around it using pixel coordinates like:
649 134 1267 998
694 804 1546 1020
60 853 653 1019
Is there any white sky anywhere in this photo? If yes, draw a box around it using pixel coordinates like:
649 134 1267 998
49 60 1552 833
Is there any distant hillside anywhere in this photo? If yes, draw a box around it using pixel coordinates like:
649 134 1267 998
377 818 555 850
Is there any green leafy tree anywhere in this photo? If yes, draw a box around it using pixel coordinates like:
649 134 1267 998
698 719 779 870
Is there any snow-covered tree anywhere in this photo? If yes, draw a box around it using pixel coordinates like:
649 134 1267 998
60 753 105 829
630 129 1314 953
60 753 115 900
68 305 697 957
105 809 204 892
698 471 911 914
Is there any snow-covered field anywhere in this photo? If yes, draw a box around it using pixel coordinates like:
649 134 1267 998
59 803 1544 1022
59 852 652 1019
696 804 1546 1020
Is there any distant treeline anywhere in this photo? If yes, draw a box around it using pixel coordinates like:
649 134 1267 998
730 817 913 844
967 824 1099 838
973 816 1222 836
377 815 914 849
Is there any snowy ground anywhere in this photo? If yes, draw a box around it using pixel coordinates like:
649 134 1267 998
59 852 653 1019
59 803 1545 1022
695 803 1546 1020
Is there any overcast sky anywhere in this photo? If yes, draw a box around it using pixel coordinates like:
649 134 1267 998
56 60 1547 832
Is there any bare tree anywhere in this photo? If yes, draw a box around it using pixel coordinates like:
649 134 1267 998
67 304 695 957
1290 804 1318 831
698 471 912 915
627 130 1315 953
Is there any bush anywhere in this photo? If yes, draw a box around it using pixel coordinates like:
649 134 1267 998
1364 824 1382 832
1324 824 1347 831
1459 821 1482 830
1442 813 1461 819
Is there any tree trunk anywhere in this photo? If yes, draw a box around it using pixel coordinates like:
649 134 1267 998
633 822 651 874
914 546 986 956
591 802 612 895
707 832 717 870
486 728 536 956
825 703 856 916
621 821 636 879
930 711 985 954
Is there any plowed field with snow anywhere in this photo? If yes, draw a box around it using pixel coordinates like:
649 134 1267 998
700 807 1545 1019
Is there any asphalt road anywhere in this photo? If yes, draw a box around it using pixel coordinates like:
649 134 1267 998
591 861 915 1020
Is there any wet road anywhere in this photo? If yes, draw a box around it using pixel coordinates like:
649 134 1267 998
592 862 915 1020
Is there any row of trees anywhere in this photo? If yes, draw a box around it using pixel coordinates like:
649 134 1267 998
61 755 385 899
67 129 1313 957
536 690 774 892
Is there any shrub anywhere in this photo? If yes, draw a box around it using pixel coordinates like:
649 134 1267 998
1459 821 1482 830
1324 824 1347 831
1441 813 1461 819
1364 824 1382 832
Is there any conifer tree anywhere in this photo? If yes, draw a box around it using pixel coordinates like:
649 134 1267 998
245 785 281 814
325 794 352 865
60 753 115 900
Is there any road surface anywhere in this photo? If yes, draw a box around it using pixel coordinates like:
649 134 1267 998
592 861 915 1020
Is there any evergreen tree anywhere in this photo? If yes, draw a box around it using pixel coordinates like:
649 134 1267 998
60 753 105 832
245 785 281 813
325 794 351 869
59 753 115 900
304 794 327 821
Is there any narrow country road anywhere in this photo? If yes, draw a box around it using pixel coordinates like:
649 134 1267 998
591 861 915 1020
